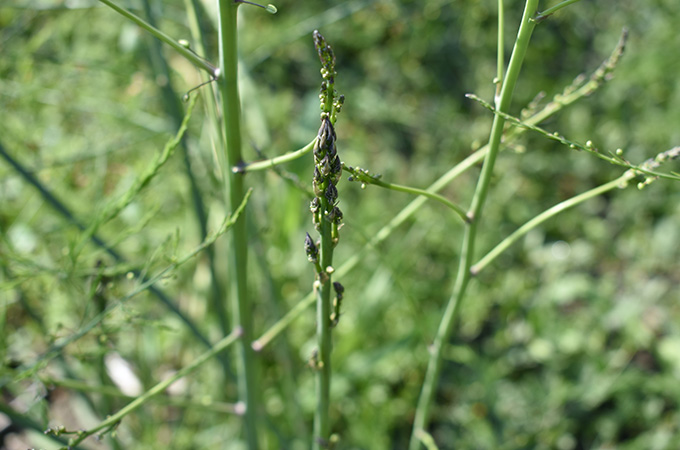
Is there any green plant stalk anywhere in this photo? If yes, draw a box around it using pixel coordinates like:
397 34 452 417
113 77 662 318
216 2 259 448
97 0 217 77
241 144 466 219
64 328 243 448
409 1 538 448
495 0 504 101
368 179 467 221
314 201 334 447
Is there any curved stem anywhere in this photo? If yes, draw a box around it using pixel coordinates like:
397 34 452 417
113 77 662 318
343 166 468 222
236 139 316 172
472 175 630 274
409 1 539 448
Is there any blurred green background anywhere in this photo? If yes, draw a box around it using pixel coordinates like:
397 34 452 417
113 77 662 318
1 0 679 448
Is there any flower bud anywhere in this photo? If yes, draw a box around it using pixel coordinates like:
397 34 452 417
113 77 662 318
325 181 338 204
304 232 319 263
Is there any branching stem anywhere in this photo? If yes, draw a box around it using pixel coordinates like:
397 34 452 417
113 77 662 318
409 1 539 448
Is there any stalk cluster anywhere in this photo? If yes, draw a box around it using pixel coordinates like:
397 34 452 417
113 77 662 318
306 30 345 447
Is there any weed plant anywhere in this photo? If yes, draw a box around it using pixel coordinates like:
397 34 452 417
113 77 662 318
1 0 679 449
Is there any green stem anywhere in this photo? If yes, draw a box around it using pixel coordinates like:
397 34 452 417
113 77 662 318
495 0 504 102
314 200 334 448
66 328 242 448
342 166 468 222
97 0 217 77
216 1 259 448
534 0 582 22
409 1 539 448
236 139 316 172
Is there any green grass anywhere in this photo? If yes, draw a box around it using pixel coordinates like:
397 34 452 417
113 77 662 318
1 1 679 449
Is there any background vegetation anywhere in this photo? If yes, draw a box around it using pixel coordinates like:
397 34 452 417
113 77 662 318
1 0 679 448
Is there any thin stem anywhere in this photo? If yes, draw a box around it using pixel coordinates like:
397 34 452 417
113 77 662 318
235 139 316 172
495 0 504 102
534 0 583 22
343 165 469 222
409 1 539 448
216 1 259 448
66 328 243 448
97 0 217 77
472 175 630 274
467 93 680 181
